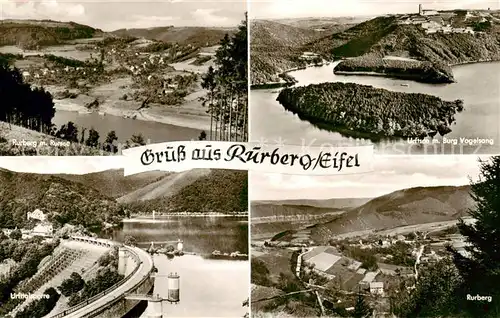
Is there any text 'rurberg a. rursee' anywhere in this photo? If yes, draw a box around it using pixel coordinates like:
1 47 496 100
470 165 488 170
139 143 362 172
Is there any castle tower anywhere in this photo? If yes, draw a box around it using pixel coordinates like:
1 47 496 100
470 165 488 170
419 4 423 15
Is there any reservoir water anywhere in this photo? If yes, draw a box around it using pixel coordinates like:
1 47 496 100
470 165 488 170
53 110 202 144
251 61 500 154
108 216 249 317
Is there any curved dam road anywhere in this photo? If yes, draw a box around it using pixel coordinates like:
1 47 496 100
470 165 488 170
64 246 154 318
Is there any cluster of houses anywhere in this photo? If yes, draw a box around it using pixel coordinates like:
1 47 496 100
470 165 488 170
2 209 53 239
397 5 483 35
300 245 415 298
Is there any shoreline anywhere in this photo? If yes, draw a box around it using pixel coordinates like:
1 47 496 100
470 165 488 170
333 70 455 84
126 212 249 219
54 99 211 132
276 82 464 141
449 58 499 67
251 57 499 89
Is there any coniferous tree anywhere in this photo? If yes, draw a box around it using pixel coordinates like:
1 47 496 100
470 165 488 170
80 127 87 144
201 66 216 140
201 13 247 142
129 133 146 147
449 156 500 317
104 130 118 153
0 59 56 134
85 128 100 147
198 131 207 140
353 288 372 318
390 258 462 317
56 121 79 143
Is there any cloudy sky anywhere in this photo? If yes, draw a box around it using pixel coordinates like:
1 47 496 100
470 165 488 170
250 0 499 19
0 0 246 31
251 155 492 200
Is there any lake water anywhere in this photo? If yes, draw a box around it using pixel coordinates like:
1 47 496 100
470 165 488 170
109 216 249 317
0 45 92 61
251 61 500 154
53 110 202 144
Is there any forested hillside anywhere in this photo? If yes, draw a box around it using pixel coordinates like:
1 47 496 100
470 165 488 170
250 19 352 85
251 11 500 86
0 169 126 230
277 82 464 139
306 14 500 64
311 185 474 242
0 20 102 49
127 170 248 213
112 26 234 47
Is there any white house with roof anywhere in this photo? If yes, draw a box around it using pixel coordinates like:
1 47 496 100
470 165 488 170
360 270 380 286
32 223 53 236
300 52 320 61
27 209 47 222
370 282 384 295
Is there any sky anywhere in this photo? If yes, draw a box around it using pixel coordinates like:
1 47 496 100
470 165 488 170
251 155 492 201
0 0 246 31
250 0 499 19
0 156 122 174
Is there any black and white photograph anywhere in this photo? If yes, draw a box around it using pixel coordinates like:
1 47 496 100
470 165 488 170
250 155 500 317
250 0 500 155
0 0 248 156
0 158 249 317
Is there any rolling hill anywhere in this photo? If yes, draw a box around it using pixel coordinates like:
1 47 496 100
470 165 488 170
305 11 500 63
251 198 371 240
0 168 125 230
0 167 247 232
251 10 500 86
126 169 248 213
116 168 211 203
250 19 354 85
111 26 235 47
252 198 371 218
311 185 474 241
0 19 103 49
274 16 371 29
62 168 247 213
58 169 171 198
0 19 233 51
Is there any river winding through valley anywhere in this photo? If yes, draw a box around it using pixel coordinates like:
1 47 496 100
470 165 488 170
251 61 500 154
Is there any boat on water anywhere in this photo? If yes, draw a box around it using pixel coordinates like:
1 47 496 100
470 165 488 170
400 83 410 87
207 250 248 260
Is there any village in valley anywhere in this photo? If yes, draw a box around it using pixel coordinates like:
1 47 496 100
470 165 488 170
1 12 248 155
252 220 472 316
1 25 218 124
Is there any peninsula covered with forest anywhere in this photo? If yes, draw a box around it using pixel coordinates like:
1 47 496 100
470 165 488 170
333 56 455 84
277 82 464 140
251 7 500 141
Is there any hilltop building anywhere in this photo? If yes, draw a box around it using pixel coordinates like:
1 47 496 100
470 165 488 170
27 209 47 222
